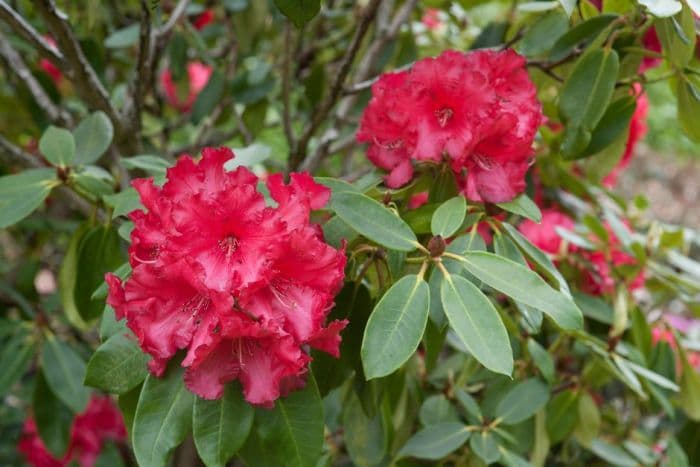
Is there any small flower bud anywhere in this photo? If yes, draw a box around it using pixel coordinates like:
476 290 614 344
428 235 446 258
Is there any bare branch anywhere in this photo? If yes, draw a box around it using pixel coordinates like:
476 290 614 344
121 0 152 142
300 0 417 172
157 0 190 38
34 1 124 140
281 23 295 149
0 134 42 168
0 0 65 66
0 31 72 126
289 0 382 171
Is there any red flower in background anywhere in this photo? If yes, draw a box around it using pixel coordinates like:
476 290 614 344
39 36 62 85
518 208 576 256
192 9 215 30
160 61 213 112
18 396 126 467
422 8 442 30
639 28 662 73
603 85 649 187
106 147 346 406
357 49 542 203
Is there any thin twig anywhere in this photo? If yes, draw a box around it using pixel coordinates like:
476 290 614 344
0 0 65 66
34 0 125 144
157 0 190 37
281 22 295 149
121 0 152 144
300 0 417 172
289 0 383 171
0 31 72 126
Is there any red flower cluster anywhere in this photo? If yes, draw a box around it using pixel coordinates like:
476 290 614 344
357 49 542 203
603 85 649 187
160 61 213 112
18 396 126 467
519 208 576 256
106 147 347 406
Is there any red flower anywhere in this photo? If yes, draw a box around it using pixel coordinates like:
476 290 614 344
160 61 213 112
192 9 215 30
422 8 442 30
518 208 575 256
408 192 429 209
580 223 645 296
18 396 126 467
639 28 662 73
603 85 649 187
39 36 62 85
106 147 347 407
357 49 542 203
651 327 676 349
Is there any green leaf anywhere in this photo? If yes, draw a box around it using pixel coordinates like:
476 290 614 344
39 125 75 167
497 194 542 222
420 394 460 426
274 0 321 28
74 225 124 321
546 390 579 443
573 391 600 447
73 111 114 164
398 423 470 460
193 384 253 467
332 191 418 251
589 439 638 467
95 442 125 467
654 6 695 69
225 143 272 169
255 375 324 467
499 448 532 467
84 332 149 394
33 370 73 458
581 95 637 157
440 274 513 376
104 188 141 218
0 168 57 228
132 365 194 467
0 329 33 397
560 48 620 158
460 251 583 329
431 196 467 238
558 0 576 16
122 155 171 175
519 10 570 57
41 337 91 413
105 24 140 48
527 339 555 383
470 431 500 464
495 378 549 424
677 79 700 142
100 305 127 340
340 388 388 466
362 274 430 379
677 346 700 420
192 70 226 124
550 14 619 61
59 224 91 330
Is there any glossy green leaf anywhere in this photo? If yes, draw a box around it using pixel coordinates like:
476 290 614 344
550 14 619 61
362 274 430 379
589 439 638 467
84 331 149 394
274 0 321 27
582 95 637 157
460 251 583 329
105 24 140 48
0 329 33 397
104 188 141 218
497 194 542 223
33 371 73 458
546 390 579 443
470 431 500 464
74 225 124 321
420 394 460 426
527 339 555 383
398 423 470 460
638 0 681 16
560 48 620 158
341 389 388 466
0 168 58 228
73 111 114 164
255 375 324 467
519 10 569 57
42 337 91 413
332 191 418 251
573 391 600 447
122 155 170 175
440 274 513 376
496 378 549 424
133 365 194 467
39 125 75 167
58 224 91 330
431 196 467 238
193 385 253 467
677 79 700 142
192 70 226 124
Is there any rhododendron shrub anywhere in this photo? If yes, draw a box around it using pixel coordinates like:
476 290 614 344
3 2 700 467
